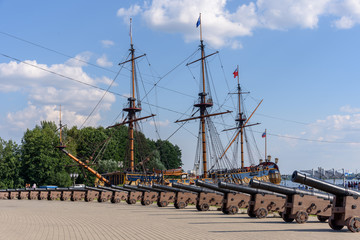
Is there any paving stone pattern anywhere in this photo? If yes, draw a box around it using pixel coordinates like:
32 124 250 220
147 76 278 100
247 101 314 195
0 200 357 240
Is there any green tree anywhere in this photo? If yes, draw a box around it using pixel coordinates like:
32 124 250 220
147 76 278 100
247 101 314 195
21 121 72 187
156 140 182 169
0 138 23 188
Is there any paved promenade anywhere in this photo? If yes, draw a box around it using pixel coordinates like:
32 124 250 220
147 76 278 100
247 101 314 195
0 200 357 240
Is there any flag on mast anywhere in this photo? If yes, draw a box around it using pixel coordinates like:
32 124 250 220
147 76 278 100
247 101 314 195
233 67 238 78
196 16 201 28
262 131 266 138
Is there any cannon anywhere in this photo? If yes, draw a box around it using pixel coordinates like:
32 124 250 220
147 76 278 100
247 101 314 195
33 188 50 200
53 187 72 201
0 189 9 199
84 186 101 202
150 184 197 209
46 188 62 200
111 185 142 204
196 180 250 214
15 188 30 200
172 183 224 211
7 189 20 200
292 171 360 232
250 179 333 223
97 186 128 203
69 187 86 201
123 185 157 206
151 184 177 207
85 186 112 202
218 182 286 218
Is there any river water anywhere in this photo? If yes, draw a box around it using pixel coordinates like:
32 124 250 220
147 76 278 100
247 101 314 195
280 178 360 191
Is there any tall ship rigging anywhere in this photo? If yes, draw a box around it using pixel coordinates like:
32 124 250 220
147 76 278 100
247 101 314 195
210 65 281 184
177 14 281 184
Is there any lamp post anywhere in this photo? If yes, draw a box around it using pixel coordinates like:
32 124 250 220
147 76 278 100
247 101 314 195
70 173 79 187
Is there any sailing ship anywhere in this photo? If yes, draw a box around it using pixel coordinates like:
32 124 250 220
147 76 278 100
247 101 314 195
59 16 281 186
175 14 281 184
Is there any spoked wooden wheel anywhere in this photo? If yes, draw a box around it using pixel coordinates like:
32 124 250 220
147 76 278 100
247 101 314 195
256 208 268 219
347 216 360 233
295 211 308 224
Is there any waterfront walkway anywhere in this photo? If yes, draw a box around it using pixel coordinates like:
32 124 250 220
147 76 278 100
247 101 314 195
0 200 356 240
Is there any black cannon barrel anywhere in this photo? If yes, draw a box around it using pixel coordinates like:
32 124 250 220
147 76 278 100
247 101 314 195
172 182 222 195
98 186 123 192
55 187 70 191
195 180 234 194
152 184 186 193
138 184 162 192
111 185 133 192
68 187 86 191
33 188 50 191
85 186 106 192
292 171 360 197
123 185 146 192
250 179 333 201
218 182 281 196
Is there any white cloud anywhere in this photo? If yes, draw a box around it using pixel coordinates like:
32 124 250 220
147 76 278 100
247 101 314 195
0 56 117 135
6 104 101 131
334 16 355 29
65 52 92 67
257 0 331 30
117 0 360 48
306 107 360 145
340 105 360 114
101 40 114 48
96 54 113 67
117 4 142 23
149 119 170 127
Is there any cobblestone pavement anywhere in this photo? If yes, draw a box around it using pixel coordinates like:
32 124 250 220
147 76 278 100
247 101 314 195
0 200 357 240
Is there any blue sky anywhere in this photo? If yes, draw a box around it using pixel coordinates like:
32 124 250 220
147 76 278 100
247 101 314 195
1 0 360 174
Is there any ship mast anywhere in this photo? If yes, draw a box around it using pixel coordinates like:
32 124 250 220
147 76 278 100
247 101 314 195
128 18 136 172
176 13 230 178
235 65 247 168
107 18 154 172
199 13 209 178
220 66 262 169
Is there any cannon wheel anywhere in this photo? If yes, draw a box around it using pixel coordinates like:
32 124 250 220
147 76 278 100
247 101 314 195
98 198 107 203
346 216 360 233
281 213 295 223
199 203 210 211
85 197 93 202
295 211 308 224
227 206 239 215
160 201 168 207
176 201 186 209
128 199 137 205
225 206 238 215
144 200 151 206
328 219 344 231
111 198 121 204
256 208 268 218
317 215 328 222
247 208 257 218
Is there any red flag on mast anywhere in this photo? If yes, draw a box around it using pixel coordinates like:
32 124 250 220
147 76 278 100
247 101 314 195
233 68 238 78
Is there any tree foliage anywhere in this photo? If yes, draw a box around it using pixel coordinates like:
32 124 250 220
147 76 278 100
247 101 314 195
0 121 182 188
